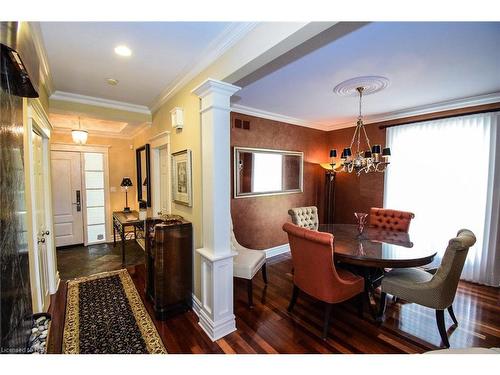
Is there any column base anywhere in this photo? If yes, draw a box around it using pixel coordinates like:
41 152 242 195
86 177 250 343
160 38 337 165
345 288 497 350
197 309 236 342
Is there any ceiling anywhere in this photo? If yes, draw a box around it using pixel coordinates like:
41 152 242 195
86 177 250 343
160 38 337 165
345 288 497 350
40 22 235 107
234 22 500 129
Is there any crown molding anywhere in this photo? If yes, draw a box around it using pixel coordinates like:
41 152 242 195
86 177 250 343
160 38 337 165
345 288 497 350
233 92 500 133
324 91 500 131
230 104 325 130
52 127 135 140
51 91 151 115
149 22 259 113
129 122 152 138
28 22 55 96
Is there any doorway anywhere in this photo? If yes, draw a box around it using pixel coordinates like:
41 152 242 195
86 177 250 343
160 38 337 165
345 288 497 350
50 145 111 247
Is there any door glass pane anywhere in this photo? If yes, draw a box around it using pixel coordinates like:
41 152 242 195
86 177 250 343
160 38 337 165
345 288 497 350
87 224 106 242
85 171 104 189
86 189 104 207
87 206 105 225
84 152 103 170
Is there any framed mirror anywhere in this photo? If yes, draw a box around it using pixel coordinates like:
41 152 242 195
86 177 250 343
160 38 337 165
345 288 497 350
136 144 151 207
234 147 303 198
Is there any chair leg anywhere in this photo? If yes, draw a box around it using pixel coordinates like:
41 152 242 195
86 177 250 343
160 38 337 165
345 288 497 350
447 305 458 326
377 291 387 321
247 279 254 308
436 309 450 348
262 263 268 284
287 285 299 312
356 292 364 318
322 303 334 340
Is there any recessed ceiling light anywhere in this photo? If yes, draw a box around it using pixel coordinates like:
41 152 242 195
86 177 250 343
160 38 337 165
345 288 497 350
114 45 132 57
106 78 119 86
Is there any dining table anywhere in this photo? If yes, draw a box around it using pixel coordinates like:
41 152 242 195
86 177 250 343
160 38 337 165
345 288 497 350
318 224 437 317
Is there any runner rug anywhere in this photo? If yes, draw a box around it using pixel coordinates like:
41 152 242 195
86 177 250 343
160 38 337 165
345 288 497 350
63 269 166 354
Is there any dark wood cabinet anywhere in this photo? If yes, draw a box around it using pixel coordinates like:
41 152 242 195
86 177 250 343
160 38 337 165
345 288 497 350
145 219 193 320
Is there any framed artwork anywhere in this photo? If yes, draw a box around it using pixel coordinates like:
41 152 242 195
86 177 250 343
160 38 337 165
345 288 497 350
171 149 192 207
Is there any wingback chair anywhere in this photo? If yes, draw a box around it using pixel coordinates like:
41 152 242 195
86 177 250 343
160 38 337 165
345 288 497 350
231 219 267 307
282 222 365 339
288 206 319 230
378 229 476 348
369 207 415 232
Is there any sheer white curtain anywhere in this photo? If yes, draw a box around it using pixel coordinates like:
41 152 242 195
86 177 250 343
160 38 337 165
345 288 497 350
384 112 499 286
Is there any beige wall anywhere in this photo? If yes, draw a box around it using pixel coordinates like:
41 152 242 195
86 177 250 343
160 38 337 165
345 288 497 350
50 132 138 213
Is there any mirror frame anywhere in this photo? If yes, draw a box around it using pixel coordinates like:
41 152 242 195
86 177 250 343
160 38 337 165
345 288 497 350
233 146 304 199
136 143 151 207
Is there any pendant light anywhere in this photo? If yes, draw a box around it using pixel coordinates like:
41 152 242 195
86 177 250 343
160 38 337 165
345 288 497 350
72 117 88 145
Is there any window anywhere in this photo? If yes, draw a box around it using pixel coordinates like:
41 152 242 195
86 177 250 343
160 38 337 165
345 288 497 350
84 152 106 244
384 113 499 286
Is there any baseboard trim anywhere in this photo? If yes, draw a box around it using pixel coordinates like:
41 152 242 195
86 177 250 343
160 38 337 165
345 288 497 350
192 293 202 317
264 243 290 259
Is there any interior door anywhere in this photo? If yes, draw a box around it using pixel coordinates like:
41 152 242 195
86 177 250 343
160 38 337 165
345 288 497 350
51 151 83 246
159 146 170 212
32 130 50 310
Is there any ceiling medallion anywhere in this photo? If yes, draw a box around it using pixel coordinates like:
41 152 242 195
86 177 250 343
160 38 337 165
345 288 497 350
333 76 390 97
329 79 391 176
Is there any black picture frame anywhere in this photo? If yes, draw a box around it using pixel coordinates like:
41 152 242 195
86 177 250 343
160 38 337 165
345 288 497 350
136 143 151 207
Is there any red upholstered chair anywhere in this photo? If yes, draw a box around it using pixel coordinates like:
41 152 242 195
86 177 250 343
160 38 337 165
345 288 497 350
369 207 415 233
282 222 365 339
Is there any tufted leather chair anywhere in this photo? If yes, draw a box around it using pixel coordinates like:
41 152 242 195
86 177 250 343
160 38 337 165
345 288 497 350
369 207 415 233
288 206 319 230
283 222 365 339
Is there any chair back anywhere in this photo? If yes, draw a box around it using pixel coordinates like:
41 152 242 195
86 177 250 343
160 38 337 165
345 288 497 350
431 229 476 308
283 222 348 303
369 207 415 232
288 206 319 230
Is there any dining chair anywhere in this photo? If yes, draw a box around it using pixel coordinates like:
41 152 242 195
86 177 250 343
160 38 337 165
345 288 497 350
231 219 267 307
377 229 476 348
288 206 319 230
282 222 365 339
369 207 415 232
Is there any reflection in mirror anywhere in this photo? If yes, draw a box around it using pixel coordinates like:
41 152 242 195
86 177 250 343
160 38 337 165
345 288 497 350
234 147 303 198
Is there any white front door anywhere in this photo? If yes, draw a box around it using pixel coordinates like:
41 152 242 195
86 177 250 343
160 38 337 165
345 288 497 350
32 130 50 310
51 151 84 246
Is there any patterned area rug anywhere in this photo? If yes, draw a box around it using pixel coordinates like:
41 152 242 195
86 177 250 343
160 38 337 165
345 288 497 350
63 269 166 354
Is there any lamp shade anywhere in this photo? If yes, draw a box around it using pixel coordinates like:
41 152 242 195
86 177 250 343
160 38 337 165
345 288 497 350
343 147 352 157
329 149 337 158
71 129 88 145
364 150 372 158
382 147 391 156
340 150 346 159
121 177 133 187
371 144 381 154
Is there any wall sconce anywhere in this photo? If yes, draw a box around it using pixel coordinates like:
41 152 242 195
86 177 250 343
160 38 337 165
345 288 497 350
170 107 184 130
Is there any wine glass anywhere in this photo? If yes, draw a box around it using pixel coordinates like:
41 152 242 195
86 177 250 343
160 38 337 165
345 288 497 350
354 212 368 235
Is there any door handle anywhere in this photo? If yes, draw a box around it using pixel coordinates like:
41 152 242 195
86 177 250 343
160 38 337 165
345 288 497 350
37 238 45 244
41 230 50 236
73 190 81 212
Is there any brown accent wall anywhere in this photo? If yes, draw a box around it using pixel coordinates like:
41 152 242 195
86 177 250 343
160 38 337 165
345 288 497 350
327 123 386 224
231 112 330 250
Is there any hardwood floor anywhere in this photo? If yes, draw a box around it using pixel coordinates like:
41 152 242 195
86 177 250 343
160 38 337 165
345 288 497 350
48 252 500 354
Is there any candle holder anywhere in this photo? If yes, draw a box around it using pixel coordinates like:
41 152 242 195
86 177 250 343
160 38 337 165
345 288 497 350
354 212 368 235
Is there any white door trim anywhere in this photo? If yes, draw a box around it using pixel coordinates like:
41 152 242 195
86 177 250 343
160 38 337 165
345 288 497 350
50 143 112 245
149 131 171 216
25 98 58 312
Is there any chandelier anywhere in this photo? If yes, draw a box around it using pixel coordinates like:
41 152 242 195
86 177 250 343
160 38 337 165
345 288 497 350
330 87 390 176
72 117 88 145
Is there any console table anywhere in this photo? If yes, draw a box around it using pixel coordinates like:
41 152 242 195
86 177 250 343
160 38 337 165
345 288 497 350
112 211 148 265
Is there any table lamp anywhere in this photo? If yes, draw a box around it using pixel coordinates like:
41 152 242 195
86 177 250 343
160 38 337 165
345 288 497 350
120 177 133 213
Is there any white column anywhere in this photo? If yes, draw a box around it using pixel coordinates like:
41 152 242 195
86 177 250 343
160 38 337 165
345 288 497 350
192 78 240 341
